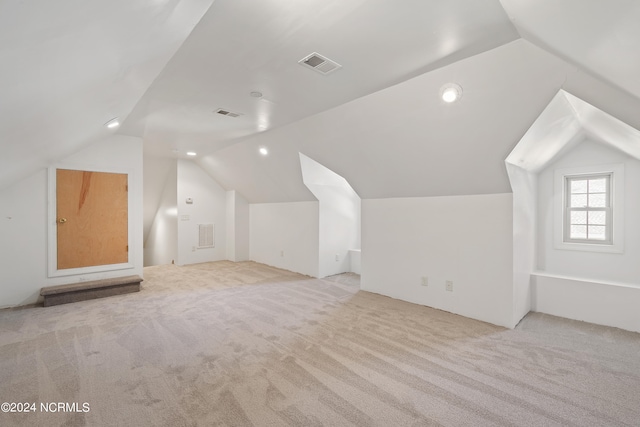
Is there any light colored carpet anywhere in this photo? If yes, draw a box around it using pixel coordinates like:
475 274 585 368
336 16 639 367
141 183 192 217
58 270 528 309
1 261 639 426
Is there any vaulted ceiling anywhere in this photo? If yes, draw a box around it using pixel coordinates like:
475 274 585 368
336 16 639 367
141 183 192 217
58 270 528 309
2 0 640 202
0 0 215 189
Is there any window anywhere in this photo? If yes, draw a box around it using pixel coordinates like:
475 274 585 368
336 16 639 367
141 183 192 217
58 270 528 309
564 174 612 244
553 163 624 253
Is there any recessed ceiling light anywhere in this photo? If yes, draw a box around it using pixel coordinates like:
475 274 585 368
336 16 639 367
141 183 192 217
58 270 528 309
441 83 462 103
250 91 263 98
259 147 268 156
186 151 197 156
105 118 120 129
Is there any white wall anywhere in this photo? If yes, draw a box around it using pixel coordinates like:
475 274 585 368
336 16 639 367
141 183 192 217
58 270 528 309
0 170 48 306
250 202 319 277
143 155 177 243
349 250 361 275
226 190 249 262
176 159 227 265
234 191 250 261
537 139 640 283
226 192 236 261
299 153 361 278
532 273 640 333
533 138 640 332
506 163 537 326
317 189 361 277
144 161 178 266
361 194 514 328
0 135 143 308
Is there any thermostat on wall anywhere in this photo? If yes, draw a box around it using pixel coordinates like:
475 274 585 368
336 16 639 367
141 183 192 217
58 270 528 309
186 198 193 204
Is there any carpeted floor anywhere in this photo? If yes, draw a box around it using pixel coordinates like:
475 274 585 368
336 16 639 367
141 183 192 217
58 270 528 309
1 261 639 426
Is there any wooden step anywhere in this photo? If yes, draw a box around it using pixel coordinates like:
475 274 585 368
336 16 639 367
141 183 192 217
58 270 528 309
40 275 142 307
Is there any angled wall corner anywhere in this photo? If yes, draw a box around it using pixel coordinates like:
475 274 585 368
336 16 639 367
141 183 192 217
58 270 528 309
144 159 178 267
299 153 361 278
226 190 250 262
144 159 229 267
506 90 594 327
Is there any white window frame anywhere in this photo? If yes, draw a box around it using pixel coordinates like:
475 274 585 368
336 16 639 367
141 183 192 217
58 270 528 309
553 164 624 254
563 173 612 244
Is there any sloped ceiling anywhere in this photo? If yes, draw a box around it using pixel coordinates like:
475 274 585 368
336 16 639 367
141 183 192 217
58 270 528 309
124 0 519 157
0 0 215 190
199 39 557 201
3 0 640 203
500 0 640 99
199 39 640 202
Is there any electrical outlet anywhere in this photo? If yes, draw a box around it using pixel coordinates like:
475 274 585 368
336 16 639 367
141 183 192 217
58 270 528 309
280 250 284 257
192 246 196 252
335 254 340 261
421 276 428 286
446 280 453 292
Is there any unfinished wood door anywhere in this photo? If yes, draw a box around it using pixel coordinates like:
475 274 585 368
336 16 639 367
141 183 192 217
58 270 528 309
56 169 128 270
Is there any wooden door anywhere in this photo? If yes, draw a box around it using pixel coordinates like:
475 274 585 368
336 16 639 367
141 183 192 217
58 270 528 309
56 169 128 270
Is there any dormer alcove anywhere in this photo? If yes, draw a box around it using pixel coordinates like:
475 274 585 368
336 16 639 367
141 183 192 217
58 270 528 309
507 90 640 332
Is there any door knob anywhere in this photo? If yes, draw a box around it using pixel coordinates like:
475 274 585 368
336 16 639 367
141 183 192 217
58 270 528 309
58 218 67 224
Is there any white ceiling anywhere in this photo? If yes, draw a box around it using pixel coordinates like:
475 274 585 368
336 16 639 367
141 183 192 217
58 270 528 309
500 0 640 99
124 0 519 157
0 0 214 190
199 39 576 202
3 0 640 202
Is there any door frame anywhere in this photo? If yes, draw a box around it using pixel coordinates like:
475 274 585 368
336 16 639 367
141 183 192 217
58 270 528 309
47 163 136 278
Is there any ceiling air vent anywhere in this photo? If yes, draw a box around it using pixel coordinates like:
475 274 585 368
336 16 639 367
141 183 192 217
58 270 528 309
298 52 342 75
215 108 242 118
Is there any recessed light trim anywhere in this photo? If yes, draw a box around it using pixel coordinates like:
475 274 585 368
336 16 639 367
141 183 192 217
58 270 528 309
250 91 263 98
441 83 462 103
186 151 197 156
259 147 268 156
105 118 120 129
